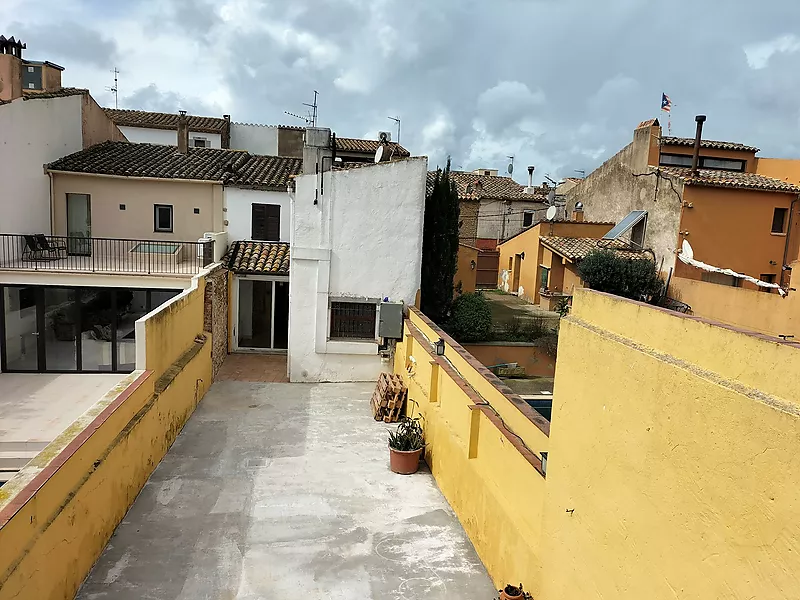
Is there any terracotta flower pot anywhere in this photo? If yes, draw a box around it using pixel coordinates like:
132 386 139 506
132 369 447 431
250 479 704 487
500 584 523 600
389 446 423 474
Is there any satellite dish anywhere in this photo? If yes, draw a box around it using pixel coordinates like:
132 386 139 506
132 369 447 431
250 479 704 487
507 163 514 175
374 145 383 163
681 239 694 260
546 206 557 221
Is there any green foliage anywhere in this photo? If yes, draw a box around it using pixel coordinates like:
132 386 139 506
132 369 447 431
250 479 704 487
578 250 663 301
494 316 550 342
554 297 570 318
420 159 460 324
388 415 425 451
446 292 493 343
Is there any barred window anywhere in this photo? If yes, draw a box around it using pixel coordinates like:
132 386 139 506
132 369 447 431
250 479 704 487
330 301 376 340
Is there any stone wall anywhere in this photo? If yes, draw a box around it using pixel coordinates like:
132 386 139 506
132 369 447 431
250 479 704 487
459 198 479 242
203 266 229 379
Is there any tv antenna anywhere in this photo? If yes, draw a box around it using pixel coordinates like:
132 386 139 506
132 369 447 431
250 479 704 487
507 155 514 175
285 90 319 126
574 169 586 177
106 67 119 108
387 116 400 144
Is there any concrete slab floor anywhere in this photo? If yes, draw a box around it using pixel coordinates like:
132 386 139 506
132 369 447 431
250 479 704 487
77 381 496 600
0 373 124 443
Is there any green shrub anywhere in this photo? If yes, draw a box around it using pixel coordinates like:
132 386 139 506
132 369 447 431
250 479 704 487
446 292 492 342
578 250 663 301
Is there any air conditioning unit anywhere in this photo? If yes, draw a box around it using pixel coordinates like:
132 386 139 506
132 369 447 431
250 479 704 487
378 131 392 143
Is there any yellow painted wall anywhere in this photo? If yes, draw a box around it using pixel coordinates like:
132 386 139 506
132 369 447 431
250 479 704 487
756 157 800 184
394 308 549 594
540 288 800 600
0 278 213 600
670 272 800 339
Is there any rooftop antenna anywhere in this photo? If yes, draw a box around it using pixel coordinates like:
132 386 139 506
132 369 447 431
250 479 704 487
507 155 514 176
106 67 119 109
303 90 319 127
387 116 400 144
574 169 586 177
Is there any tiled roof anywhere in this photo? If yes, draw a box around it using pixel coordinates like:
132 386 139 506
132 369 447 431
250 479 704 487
427 170 548 201
104 108 228 134
335 137 410 157
660 136 759 153
539 236 644 261
224 241 289 274
660 167 800 193
46 141 302 189
21 87 88 100
637 118 660 129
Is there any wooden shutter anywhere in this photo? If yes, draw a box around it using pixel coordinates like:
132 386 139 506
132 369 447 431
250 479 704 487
252 204 280 241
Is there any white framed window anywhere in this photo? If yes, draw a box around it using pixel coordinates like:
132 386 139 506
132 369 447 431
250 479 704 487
154 204 174 233
191 137 208 148
27 66 34 73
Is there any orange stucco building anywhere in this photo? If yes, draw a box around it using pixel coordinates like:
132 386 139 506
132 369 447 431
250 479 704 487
567 119 800 292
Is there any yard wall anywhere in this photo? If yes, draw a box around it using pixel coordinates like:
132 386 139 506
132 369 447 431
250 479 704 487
463 342 555 377
394 307 549 594
0 274 213 600
540 288 800 599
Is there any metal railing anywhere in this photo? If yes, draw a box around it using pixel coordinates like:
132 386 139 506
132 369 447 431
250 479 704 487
0 234 214 275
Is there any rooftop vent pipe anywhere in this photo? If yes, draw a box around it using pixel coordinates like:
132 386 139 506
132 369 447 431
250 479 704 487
527 165 535 188
691 115 706 176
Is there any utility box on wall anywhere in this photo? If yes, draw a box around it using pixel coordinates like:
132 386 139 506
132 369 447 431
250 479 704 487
378 302 404 339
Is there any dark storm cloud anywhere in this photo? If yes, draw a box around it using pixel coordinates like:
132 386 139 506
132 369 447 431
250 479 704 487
8 20 118 69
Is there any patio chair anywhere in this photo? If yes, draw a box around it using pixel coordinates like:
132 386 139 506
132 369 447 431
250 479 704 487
35 234 67 259
21 235 44 261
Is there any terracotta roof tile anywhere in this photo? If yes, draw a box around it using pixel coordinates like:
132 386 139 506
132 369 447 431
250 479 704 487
539 236 644 261
21 87 88 100
335 137 410 157
660 136 759 153
426 170 548 202
46 141 302 189
660 167 800 193
104 108 228 134
224 241 289 274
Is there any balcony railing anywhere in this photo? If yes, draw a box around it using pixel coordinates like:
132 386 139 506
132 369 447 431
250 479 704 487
0 234 214 276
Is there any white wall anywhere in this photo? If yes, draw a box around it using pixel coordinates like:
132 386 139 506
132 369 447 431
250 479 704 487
230 123 279 155
117 126 222 148
477 198 549 240
225 187 291 242
289 157 427 382
0 94 84 234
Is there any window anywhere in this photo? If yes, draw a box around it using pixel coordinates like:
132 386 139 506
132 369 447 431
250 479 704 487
27 82 35 89
191 138 208 148
760 274 776 293
330 301 377 340
702 272 741 287
154 204 173 233
772 207 788 234
252 204 280 241
540 266 550 291
523 211 534 227
119 204 126 210
27 66 34 73
701 157 746 172
659 153 692 168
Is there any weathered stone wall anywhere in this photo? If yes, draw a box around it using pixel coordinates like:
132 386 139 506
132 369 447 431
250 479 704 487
203 266 229 380
459 199 480 242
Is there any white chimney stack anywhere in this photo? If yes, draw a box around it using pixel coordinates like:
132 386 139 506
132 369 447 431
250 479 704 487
525 165 536 194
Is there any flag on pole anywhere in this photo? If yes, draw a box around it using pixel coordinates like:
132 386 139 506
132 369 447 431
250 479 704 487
661 93 672 113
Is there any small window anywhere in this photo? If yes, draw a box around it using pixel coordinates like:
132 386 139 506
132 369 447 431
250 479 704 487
330 301 377 340
540 266 550 291
701 157 746 172
191 138 208 148
252 204 280 241
702 272 741 287
760 273 776 293
659 153 693 167
484 170 491 176
193 207 200 214
27 82 35 89
119 204 126 210
523 211 534 227
772 208 788 234
27 66 34 73
154 204 173 233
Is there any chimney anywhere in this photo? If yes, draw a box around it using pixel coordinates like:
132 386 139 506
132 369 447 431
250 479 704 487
527 165 535 188
177 110 189 154
691 115 706 176
572 201 584 222
222 114 231 149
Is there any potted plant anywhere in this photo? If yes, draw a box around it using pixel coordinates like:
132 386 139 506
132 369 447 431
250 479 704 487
388 415 424 475
498 583 531 599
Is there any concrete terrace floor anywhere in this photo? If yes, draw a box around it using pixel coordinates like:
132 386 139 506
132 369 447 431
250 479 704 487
77 380 495 599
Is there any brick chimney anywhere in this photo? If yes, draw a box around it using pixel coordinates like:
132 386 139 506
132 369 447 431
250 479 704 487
177 110 189 154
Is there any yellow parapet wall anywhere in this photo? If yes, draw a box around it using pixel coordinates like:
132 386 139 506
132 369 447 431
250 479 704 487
394 307 549 594
0 276 213 600
540 288 800 599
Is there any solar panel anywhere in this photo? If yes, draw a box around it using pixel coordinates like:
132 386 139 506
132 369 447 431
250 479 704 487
603 210 648 241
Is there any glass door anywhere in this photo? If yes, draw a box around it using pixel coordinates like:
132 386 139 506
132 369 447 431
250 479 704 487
66 193 91 256
43 288 78 371
2 286 41 371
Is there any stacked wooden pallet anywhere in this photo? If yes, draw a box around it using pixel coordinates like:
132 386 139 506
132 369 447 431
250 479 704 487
370 372 408 422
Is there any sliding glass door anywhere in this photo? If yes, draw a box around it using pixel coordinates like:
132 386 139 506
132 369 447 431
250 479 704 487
236 278 289 350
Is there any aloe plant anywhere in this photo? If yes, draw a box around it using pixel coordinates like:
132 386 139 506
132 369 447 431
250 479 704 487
388 416 424 451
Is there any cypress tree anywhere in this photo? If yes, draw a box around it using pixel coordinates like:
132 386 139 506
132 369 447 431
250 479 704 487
420 158 460 324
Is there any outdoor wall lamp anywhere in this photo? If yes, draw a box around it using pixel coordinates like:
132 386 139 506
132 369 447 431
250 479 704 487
470 260 476 270
435 338 446 356
520 252 525 260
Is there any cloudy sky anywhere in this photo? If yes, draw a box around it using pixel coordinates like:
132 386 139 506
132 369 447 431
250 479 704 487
3 0 800 184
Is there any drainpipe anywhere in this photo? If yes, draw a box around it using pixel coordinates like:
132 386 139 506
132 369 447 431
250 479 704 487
47 170 55 234
691 115 706 176
782 195 798 288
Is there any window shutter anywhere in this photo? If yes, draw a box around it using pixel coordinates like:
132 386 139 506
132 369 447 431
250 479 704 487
252 204 280 241
265 205 280 241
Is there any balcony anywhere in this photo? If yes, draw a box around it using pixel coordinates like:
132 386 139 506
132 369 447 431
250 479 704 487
0 234 214 276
